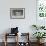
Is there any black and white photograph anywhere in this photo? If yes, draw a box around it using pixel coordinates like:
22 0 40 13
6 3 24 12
10 8 25 19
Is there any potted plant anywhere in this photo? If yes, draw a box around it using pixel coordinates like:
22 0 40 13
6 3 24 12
33 32 46 43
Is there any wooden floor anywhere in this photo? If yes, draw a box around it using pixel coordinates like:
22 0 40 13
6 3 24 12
0 42 46 46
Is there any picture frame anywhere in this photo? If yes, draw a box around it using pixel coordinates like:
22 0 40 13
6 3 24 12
10 8 25 19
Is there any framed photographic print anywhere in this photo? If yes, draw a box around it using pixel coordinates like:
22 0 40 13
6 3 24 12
10 8 25 19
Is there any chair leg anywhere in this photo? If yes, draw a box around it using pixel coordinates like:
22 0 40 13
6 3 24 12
4 41 7 46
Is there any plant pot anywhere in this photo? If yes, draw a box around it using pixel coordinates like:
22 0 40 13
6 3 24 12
37 39 40 43
37 39 45 44
40 38 45 43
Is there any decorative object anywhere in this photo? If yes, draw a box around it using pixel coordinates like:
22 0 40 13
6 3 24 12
33 32 46 39
11 27 18 34
10 8 25 19
33 32 46 43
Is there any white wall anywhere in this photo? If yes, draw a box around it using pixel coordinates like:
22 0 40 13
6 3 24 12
0 0 36 42
0 0 36 34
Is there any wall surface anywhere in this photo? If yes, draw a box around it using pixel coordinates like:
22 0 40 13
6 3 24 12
0 0 36 42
